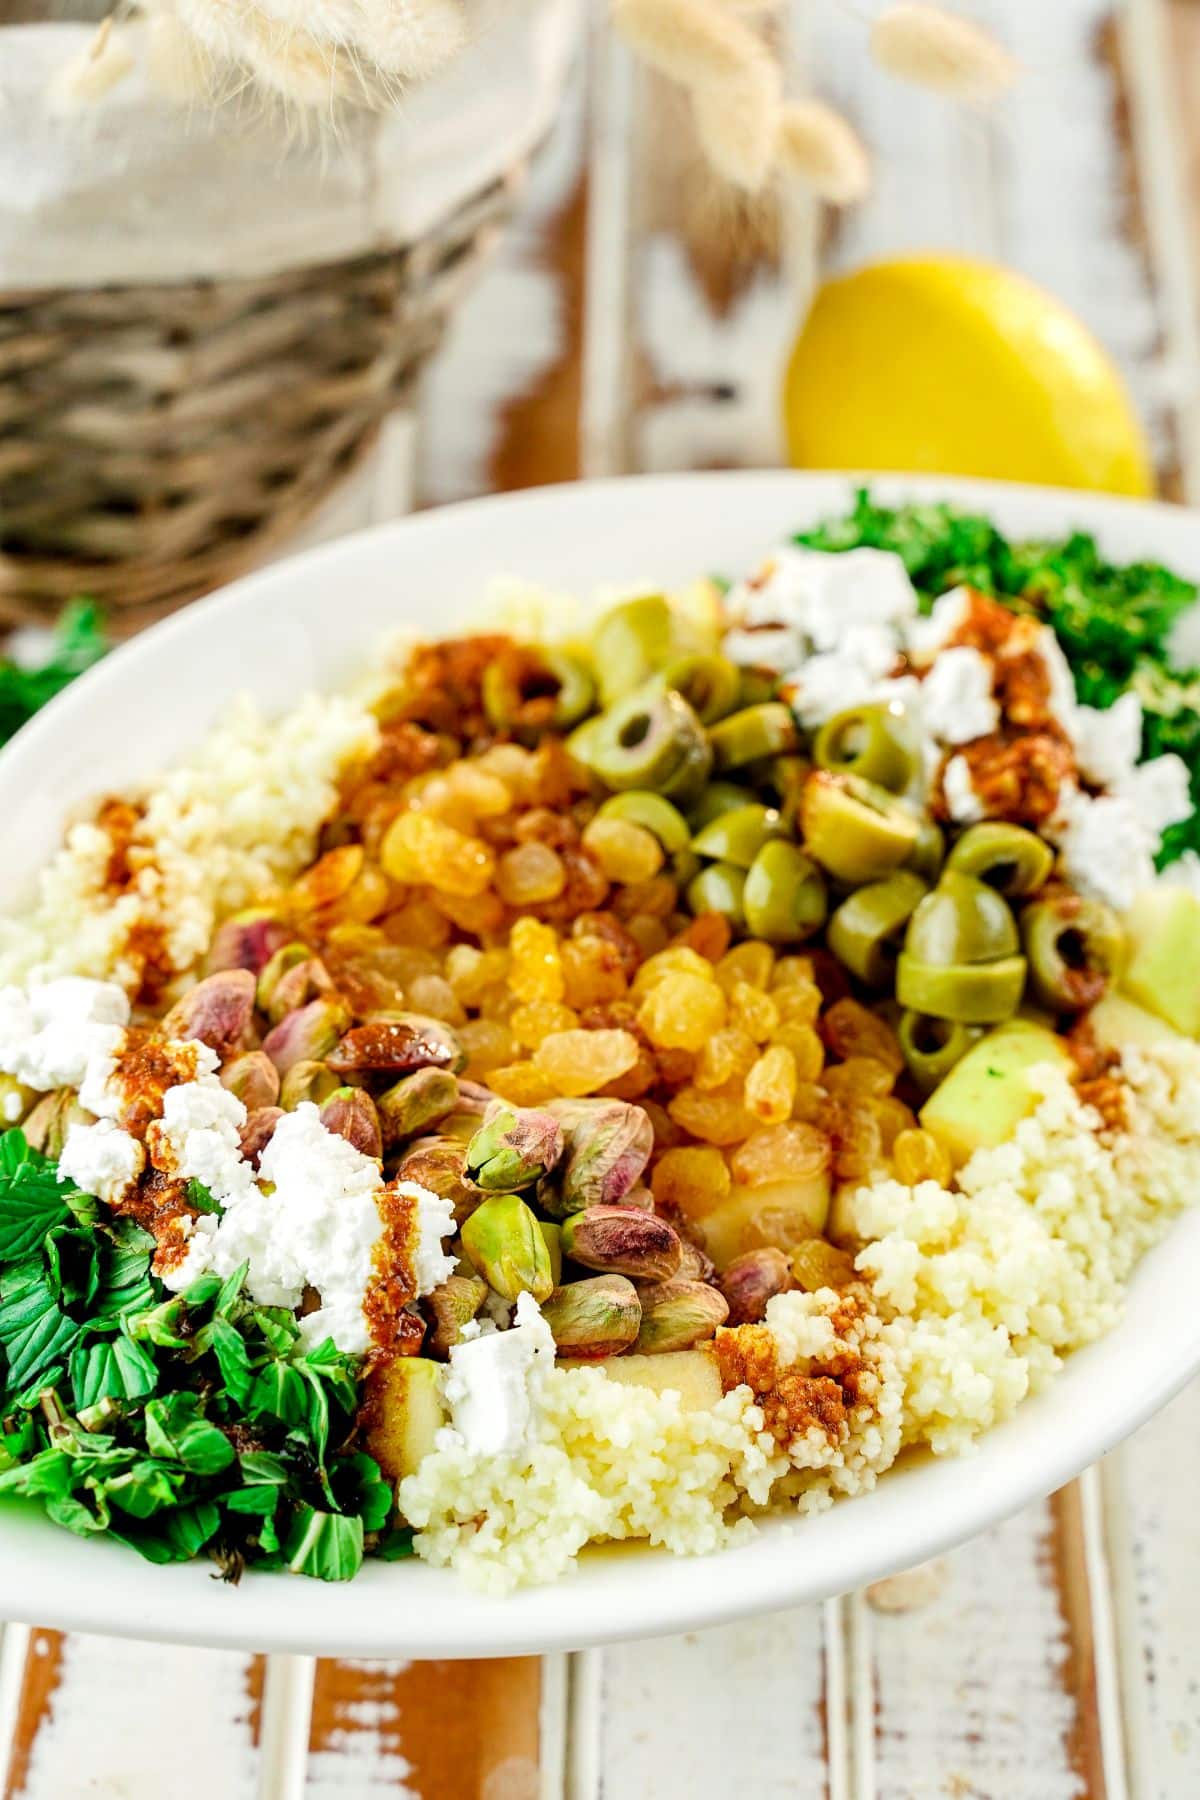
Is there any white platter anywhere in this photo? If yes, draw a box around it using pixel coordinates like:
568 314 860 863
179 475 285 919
0 471 1197 1657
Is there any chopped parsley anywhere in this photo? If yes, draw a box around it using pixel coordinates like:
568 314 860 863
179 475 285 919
796 490 1200 865
0 602 107 748
0 1130 390 1581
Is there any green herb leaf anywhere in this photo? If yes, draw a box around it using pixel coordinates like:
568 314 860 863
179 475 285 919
0 601 108 748
144 1394 236 1476
69 1334 159 1411
284 1506 365 1583
186 1179 221 1216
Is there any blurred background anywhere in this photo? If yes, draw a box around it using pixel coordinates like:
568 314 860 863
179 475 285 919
1 0 1198 1794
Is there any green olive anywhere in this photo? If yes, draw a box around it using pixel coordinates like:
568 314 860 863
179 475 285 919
687 861 747 925
736 667 777 709
895 953 1027 1022
672 846 702 888
482 647 596 737
814 701 920 794
906 817 946 883
742 841 828 944
799 772 921 886
593 594 674 705
946 822 1055 897
708 703 798 770
687 782 752 830
589 684 713 805
899 1011 983 1092
904 871 1020 967
691 803 786 870
658 653 741 725
565 713 605 769
596 791 691 853
1021 891 1126 1012
827 871 929 986
764 754 811 823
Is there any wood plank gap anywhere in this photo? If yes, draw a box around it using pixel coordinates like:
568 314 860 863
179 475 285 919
563 1648 603 1800
1121 0 1200 494
0 1625 30 1800
846 1592 877 1800
256 1654 316 1800
579 18 635 479
539 1652 569 1800
823 1596 852 1800
1050 1479 1118 1800
1098 1451 1159 1800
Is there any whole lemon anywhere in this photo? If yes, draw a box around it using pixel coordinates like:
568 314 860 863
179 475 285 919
783 256 1153 496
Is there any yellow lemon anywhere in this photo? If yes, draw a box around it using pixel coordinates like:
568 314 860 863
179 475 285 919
783 256 1154 496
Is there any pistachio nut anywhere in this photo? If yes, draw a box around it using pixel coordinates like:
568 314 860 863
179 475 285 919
205 909 292 977
465 1102 564 1192
219 1050 281 1112
719 1247 794 1325
162 969 256 1058
676 1238 716 1284
262 998 352 1076
256 943 316 1020
239 1105 283 1168
319 1087 383 1159
424 1271 489 1358
279 1058 343 1112
633 1278 729 1353
394 1136 481 1228
327 1013 466 1076
22 1089 92 1159
560 1205 682 1281
460 1192 555 1303
544 1098 654 1215
541 1275 641 1358
378 1068 460 1144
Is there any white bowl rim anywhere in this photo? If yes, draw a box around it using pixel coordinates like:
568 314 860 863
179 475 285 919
0 468 1198 1658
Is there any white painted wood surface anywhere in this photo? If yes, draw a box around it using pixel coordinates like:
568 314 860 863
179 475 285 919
4 1 1200 1794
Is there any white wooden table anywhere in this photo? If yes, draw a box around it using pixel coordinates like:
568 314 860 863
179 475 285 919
4 2 1200 1792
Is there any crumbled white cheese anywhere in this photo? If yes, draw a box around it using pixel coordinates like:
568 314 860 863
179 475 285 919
919 646 999 745
57 1117 145 1207
409 1184 458 1295
781 628 908 733
1049 789 1157 911
147 1078 256 1207
1033 630 1080 732
0 977 129 1094
1164 850 1200 896
721 626 805 670
441 1292 557 1457
942 754 984 824
1071 691 1142 789
905 587 971 663
1119 755 1193 838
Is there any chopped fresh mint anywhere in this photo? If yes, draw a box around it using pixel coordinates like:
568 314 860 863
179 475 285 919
796 490 1200 864
0 1128 388 1582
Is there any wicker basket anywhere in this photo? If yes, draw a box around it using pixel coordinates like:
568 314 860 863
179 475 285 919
0 0 576 633
0 169 525 632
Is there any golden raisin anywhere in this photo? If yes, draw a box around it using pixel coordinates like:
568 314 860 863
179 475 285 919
509 1000 580 1048
871 1095 918 1151
730 1121 831 1187
790 1239 857 1292
486 1062 560 1106
651 1145 732 1219
581 817 665 884
508 917 565 1003
638 973 728 1052
744 1045 798 1125
495 842 567 906
533 1028 641 1097
820 1056 896 1100
715 940 775 994
695 1027 758 1092
821 998 905 1074
559 936 629 1010
893 1127 953 1188
668 1083 758 1146
456 1018 516 1075
381 811 495 898
770 1020 825 1082
729 981 779 1044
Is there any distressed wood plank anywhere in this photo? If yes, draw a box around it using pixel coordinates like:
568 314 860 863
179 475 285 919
2 1629 263 1800
307 1657 542 1798
586 1611 829 1799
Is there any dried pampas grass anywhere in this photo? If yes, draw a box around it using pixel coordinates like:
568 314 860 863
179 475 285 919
48 16 135 108
870 2 1018 104
689 55 782 191
777 99 870 204
612 0 767 94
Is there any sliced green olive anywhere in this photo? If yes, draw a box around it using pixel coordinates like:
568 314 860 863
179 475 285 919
736 668 778 709
946 822 1055 897
687 861 747 925
596 791 691 853
742 841 828 944
593 594 674 705
895 952 1027 1022
565 713 605 769
799 772 921 886
827 871 929 986
687 781 752 830
708 703 798 770
672 846 702 888
1021 892 1126 1012
658 653 741 724
904 871 1020 967
764 754 811 823
691 803 786 870
898 1011 983 1092
482 647 595 737
589 684 713 805
814 701 920 794
906 817 946 883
